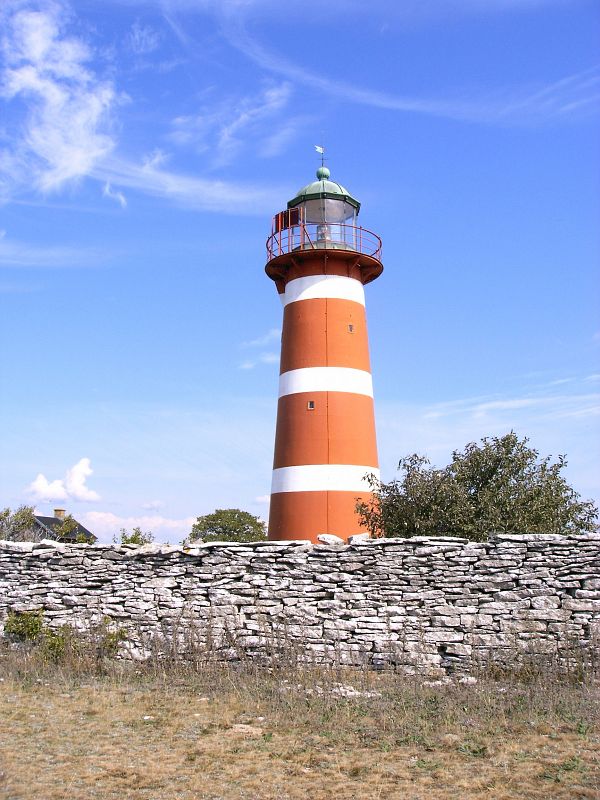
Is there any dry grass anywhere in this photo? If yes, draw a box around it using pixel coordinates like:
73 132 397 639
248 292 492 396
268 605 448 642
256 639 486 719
0 644 598 800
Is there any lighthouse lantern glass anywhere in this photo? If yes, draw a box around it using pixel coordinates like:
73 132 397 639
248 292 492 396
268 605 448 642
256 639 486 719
300 198 357 225
295 197 358 250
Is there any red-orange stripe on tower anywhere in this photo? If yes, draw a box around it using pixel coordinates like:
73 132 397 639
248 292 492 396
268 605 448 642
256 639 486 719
268 490 375 542
273 392 378 468
280 298 371 374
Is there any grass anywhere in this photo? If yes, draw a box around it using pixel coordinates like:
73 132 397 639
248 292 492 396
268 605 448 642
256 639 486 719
0 638 598 800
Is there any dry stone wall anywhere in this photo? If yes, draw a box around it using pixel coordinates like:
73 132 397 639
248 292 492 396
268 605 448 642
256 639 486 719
1 534 599 675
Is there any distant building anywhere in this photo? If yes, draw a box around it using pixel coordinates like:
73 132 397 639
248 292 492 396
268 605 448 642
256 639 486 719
33 508 96 543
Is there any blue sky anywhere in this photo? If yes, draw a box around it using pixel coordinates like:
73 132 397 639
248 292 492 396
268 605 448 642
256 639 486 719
1 0 599 542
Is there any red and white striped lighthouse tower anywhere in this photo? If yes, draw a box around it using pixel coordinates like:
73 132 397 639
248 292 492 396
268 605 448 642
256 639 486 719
265 165 383 543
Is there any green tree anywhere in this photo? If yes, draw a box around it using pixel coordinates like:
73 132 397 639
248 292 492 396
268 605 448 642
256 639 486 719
54 514 81 541
357 433 598 541
187 508 266 543
115 526 154 545
0 505 39 541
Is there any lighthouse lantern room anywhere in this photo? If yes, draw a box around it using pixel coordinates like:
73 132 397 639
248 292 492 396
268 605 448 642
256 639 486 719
265 166 383 543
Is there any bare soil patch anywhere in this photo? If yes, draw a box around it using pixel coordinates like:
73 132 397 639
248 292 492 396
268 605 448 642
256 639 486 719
0 653 598 799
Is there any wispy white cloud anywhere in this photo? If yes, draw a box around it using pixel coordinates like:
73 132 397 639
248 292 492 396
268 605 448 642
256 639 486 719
258 117 307 158
0 280 42 293
214 83 292 165
160 9 193 46
0 1 117 195
418 391 600 423
102 180 127 208
100 0 600 127
239 352 279 370
169 82 294 166
141 499 165 511
547 377 574 387
93 155 280 214
242 328 281 348
493 65 600 122
220 15 600 125
240 330 282 370
376 381 600 503
28 457 100 503
0 4 302 211
127 20 161 55
142 148 170 169
0 231 105 267
115 0 572 19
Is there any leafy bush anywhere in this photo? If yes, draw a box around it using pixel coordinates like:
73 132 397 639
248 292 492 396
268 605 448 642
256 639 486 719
4 609 45 641
187 509 266 543
116 526 154 545
2 609 126 663
358 433 599 540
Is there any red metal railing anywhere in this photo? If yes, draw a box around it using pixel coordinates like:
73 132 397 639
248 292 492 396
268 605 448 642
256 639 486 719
266 222 382 262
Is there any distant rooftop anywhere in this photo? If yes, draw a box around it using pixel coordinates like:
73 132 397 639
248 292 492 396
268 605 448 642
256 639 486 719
34 511 96 543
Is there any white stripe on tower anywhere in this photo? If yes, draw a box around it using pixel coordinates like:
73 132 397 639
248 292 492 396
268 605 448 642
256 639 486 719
278 367 373 398
281 275 365 306
271 465 380 494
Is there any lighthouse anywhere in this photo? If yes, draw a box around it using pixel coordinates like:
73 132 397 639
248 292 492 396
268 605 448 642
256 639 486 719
265 165 383 543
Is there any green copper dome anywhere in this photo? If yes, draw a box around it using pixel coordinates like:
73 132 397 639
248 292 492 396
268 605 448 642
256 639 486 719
287 168 361 212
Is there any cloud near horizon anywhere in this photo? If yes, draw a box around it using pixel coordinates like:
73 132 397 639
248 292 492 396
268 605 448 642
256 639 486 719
28 457 100 503
376 382 600 504
81 510 196 543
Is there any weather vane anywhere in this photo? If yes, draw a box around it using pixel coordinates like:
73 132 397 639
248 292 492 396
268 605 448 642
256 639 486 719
314 144 326 169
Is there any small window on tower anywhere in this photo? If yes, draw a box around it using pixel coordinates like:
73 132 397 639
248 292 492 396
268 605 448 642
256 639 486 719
307 400 315 410
348 324 354 333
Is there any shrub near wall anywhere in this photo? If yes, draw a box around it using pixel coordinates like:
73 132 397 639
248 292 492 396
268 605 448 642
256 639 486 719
0 534 599 675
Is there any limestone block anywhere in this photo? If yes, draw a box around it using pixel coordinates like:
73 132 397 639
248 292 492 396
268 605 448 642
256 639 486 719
423 629 464 643
530 595 561 609
431 615 461 627
529 608 570 622
562 598 600 612
494 590 530 601
431 605 461 616
0 541 35 552
315 600 345 612
139 577 178 589
501 619 547 633
347 533 371 545
316 534 345 545
443 643 472 657
477 601 518 614
459 613 493 627
470 633 511 647
351 632 392 643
